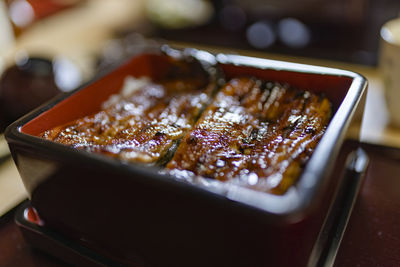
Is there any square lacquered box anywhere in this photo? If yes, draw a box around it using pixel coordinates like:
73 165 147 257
6 48 368 266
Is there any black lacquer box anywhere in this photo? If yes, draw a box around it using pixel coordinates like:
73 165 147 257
6 48 368 266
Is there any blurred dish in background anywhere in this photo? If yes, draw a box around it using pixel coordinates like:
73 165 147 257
0 52 83 132
0 55 60 131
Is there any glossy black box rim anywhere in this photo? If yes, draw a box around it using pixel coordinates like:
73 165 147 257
5 48 368 223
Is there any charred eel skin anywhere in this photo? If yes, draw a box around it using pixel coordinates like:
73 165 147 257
166 77 331 195
40 55 219 165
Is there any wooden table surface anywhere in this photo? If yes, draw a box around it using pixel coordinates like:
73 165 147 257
0 1 399 266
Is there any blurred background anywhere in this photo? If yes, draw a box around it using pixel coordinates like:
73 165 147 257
149 0 400 66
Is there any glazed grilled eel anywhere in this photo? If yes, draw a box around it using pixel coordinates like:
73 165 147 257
166 77 331 194
40 61 331 194
40 56 217 165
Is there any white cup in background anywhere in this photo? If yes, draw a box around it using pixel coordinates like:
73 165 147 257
380 17 400 127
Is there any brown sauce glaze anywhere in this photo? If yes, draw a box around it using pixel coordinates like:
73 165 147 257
40 62 331 194
40 58 216 165
166 77 331 194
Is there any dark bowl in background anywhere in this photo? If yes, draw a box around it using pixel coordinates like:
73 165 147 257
5 48 368 266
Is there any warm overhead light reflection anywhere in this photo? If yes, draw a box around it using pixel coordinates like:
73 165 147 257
53 56 82 92
9 0 34 28
278 18 311 48
246 21 276 49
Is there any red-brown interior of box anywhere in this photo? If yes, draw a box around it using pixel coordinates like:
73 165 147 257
21 54 353 136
